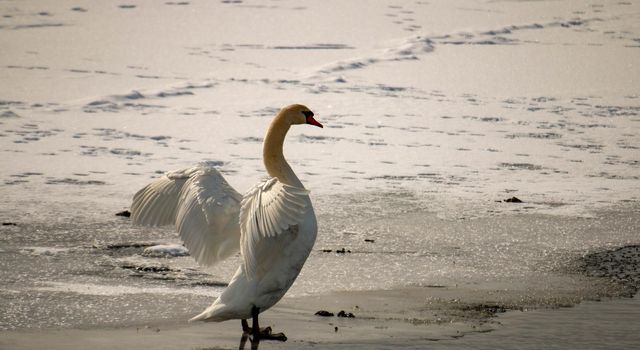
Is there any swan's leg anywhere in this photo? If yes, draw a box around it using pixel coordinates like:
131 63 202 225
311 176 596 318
251 306 260 339
247 306 287 341
240 311 267 335
238 333 249 350
241 319 250 333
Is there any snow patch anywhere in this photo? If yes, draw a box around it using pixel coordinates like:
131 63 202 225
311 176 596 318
142 244 190 258
20 246 71 256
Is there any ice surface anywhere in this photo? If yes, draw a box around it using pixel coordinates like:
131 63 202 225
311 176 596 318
34 281 217 297
0 0 639 333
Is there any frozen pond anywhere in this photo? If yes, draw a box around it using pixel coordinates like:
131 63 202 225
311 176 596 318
0 1 639 347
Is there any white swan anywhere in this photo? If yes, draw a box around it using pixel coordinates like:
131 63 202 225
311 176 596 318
130 104 323 340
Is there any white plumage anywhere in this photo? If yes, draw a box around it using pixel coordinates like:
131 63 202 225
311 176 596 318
131 163 242 266
130 104 322 336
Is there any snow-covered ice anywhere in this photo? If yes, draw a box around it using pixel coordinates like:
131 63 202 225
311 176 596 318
0 0 639 336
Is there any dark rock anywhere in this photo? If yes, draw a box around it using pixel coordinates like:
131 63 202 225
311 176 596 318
337 310 355 318
504 196 523 203
334 326 338 332
321 249 332 253
105 242 156 249
190 280 229 287
315 310 334 317
336 248 351 254
2 222 17 226
460 303 507 317
364 239 375 243
115 210 131 217
120 264 172 273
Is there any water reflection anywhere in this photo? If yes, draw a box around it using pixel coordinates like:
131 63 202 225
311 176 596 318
238 333 259 350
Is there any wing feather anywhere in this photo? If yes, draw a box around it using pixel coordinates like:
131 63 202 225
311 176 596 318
131 175 186 227
239 178 310 278
131 163 242 267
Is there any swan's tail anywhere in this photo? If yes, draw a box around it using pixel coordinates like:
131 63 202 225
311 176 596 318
189 303 226 322
190 266 253 322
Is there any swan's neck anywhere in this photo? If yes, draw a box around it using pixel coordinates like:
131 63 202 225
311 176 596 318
263 115 303 188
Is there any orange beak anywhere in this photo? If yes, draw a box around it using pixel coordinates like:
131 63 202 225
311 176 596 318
306 115 323 128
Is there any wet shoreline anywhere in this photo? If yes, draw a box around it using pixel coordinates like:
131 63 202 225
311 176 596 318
1 202 638 349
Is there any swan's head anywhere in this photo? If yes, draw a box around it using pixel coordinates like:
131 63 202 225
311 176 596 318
280 104 323 128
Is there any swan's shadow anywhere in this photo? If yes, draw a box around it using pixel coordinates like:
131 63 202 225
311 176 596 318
237 331 285 349
238 333 259 350
196 333 259 350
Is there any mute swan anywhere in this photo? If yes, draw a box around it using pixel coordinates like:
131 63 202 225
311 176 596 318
130 104 323 340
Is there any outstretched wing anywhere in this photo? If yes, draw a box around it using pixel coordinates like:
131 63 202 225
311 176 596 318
239 177 310 278
131 162 242 266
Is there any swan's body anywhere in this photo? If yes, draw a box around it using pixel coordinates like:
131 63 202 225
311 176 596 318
130 104 322 338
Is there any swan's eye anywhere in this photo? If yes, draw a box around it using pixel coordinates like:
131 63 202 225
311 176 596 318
302 110 314 118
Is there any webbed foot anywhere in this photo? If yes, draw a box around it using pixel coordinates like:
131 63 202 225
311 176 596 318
241 319 286 341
